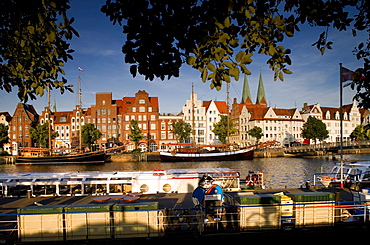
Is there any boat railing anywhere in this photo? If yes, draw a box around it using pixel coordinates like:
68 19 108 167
1 200 370 242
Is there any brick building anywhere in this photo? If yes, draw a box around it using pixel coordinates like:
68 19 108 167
121 90 160 152
9 103 39 148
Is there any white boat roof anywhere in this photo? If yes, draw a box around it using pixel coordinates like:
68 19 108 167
0 168 239 182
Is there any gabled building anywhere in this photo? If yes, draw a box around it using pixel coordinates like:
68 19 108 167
204 100 228 144
121 90 160 152
231 74 304 146
88 92 121 147
158 114 183 151
182 93 207 144
10 103 39 148
301 101 361 142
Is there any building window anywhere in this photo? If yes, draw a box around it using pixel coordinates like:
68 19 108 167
148 107 152 112
139 99 145 104
151 115 155 121
132 107 136 112
102 100 106 105
139 107 145 112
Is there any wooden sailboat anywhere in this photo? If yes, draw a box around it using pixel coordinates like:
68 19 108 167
160 83 254 162
16 77 108 165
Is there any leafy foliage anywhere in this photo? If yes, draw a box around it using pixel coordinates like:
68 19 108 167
0 0 78 102
301 116 329 143
29 122 58 148
350 124 370 140
247 126 264 145
171 121 192 143
81 123 102 148
212 114 236 144
0 124 9 149
102 0 369 107
128 120 144 148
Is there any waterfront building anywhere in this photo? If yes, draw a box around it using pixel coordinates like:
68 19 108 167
301 101 361 142
121 90 160 152
88 92 121 148
182 93 207 144
39 105 86 151
158 114 183 151
204 100 228 144
9 103 39 149
0 112 11 127
231 74 304 146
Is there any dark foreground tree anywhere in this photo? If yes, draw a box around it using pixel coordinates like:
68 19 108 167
0 0 78 102
1 1 369 109
301 116 329 143
81 123 102 149
101 0 369 108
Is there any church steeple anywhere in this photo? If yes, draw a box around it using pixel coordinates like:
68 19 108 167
241 75 252 104
256 72 267 106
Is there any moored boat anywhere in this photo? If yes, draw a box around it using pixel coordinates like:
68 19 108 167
16 151 108 165
316 161 370 190
160 145 254 162
0 168 241 197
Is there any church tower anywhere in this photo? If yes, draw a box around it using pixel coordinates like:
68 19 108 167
241 75 253 104
256 72 267 106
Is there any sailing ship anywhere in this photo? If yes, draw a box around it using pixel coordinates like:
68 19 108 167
160 84 254 162
159 144 254 162
16 148 107 165
15 77 108 165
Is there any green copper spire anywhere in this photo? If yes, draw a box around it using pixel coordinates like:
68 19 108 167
256 72 267 105
241 75 252 104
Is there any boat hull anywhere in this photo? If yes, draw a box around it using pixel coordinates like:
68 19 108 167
160 149 254 162
16 152 107 165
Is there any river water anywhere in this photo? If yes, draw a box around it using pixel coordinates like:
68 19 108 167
1 154 370 189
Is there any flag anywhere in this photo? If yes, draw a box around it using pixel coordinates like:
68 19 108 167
341 67 354 82
78 67 84 72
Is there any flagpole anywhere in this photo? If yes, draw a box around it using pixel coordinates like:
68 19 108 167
339 63 344 189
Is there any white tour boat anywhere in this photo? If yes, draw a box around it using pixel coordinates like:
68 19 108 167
0 168 240 197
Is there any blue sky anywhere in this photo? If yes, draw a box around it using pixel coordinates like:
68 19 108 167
0 0 366 115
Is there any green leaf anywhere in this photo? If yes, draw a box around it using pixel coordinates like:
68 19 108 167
187 56 196 65
224 17 230 28
207 63 216 72
236 51 244 63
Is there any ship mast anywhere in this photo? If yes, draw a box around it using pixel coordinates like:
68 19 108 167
191 83 196 145
47 86 52 156
226 82 230 146
78 76 82 153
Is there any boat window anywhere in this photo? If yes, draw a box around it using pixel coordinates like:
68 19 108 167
34 178 59 182
163 184 171 192
110 177 132 180
140 184 149 193
85 178 107 181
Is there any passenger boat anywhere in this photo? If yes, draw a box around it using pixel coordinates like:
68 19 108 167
316 161 370 190
160 144 254 162
0 168 241 197
15 148 108 165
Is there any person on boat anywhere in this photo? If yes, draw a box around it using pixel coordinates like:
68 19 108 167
199 174 213 188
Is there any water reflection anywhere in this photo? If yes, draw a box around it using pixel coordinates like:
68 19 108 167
1 154 369 189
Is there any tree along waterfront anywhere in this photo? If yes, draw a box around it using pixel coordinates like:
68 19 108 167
1 154 370 189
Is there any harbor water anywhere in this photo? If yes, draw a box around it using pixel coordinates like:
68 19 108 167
1 154 370 189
